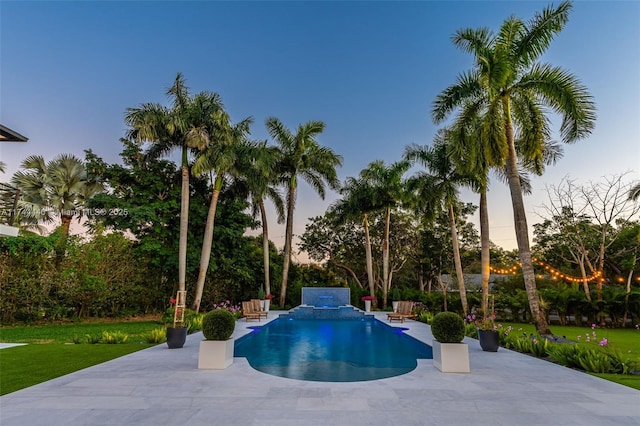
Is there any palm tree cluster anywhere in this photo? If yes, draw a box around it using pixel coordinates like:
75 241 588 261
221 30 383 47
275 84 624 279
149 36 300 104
125 74 342 311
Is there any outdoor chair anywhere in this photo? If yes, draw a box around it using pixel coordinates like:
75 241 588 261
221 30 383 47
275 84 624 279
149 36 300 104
242 301 262 322
250 299 269 318
387 301 417 323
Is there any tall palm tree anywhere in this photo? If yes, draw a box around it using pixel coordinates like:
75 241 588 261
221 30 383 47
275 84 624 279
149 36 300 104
125 73 221 295
359 160 410 309
448 103 562 319
240 142 285 298
432 1 596 335
405 135 474 315
331 176 378 304
190 114 254 312
11 154 103 263
266 117 342 308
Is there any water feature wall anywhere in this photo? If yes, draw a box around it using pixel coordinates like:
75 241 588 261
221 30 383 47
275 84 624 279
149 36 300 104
301 287 350 307
280 287 365 320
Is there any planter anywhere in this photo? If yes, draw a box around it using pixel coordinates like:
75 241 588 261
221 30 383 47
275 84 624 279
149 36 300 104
263 299 270 312
166 327 187 349
477 329 500 352
392 301 399 312
198 339 234 369
364 300 371 312
432 340 470 373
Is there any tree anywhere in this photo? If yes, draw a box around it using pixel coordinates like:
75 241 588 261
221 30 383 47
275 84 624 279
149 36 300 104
432 1 596 335
125 73 219 295
266 117 342 307
11 154 102 264
405 135 474 315
358 160 410 309
191 113 253 312
237 142 285 300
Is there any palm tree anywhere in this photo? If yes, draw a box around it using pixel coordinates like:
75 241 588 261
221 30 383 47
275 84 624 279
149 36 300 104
448 104 563 319
125 73 221 295
331 176 378 304
405 134 474 316
359 160 410 309
266 117 342 308
11 154 102 263
190 114 254 312
432 1 596 335
239 142 285 299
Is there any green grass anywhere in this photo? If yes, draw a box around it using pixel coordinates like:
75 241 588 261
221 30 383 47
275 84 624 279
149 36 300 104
0 343 151 395
0 321 162 395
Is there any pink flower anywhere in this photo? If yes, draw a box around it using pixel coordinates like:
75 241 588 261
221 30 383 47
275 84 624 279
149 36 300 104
598 338 608 347
591 324 596 330
577 335 581 340
170 297 176 305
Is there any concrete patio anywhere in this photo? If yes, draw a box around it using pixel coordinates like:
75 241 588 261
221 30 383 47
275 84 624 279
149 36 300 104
1 311 639 425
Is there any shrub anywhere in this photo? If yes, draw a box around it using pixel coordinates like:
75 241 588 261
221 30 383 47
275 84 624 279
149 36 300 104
202 309 236 340
141 328 167 344
100 331 129 344
431 312 465 343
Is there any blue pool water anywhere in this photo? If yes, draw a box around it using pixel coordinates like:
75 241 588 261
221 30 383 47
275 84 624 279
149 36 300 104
234 317 433 382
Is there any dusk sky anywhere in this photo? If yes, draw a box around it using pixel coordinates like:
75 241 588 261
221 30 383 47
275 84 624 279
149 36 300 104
1 1 638 260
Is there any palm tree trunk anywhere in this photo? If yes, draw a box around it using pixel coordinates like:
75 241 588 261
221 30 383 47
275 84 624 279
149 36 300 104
192 175 222 312
260 200 271 297
178 151 190 294
503 100 551 335
382 206 391 309
448 204 468 316
363 213 376 306
55 214 73 267
480 191 491 318
280 181 296 308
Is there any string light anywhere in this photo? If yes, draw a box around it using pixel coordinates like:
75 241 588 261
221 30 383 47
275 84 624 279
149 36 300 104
490 258 604 283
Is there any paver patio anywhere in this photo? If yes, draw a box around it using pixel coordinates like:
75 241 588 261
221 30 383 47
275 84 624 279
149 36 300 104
1 311 638 425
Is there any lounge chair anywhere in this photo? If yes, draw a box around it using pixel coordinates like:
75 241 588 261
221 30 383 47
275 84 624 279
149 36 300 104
250 299 269 318
387 301 417 323
242 301 262 322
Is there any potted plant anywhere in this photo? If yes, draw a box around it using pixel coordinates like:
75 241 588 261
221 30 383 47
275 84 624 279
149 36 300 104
258 287 266 310
468 296 499 352
361 295 374 312
165 292 187 349
264 293 274 312
198 309 236 369
431 311 470 373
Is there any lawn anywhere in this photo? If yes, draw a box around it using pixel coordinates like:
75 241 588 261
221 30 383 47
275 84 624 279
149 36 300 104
0 321 163 395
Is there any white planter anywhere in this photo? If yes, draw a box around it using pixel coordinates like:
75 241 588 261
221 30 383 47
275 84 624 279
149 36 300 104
392 301 399 312
432 340 470 373
364 300 371 312
263 299 270 312
198 339 234 369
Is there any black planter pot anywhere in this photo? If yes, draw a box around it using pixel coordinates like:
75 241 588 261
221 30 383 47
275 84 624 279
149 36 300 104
477 329 500 352
166 327 187 349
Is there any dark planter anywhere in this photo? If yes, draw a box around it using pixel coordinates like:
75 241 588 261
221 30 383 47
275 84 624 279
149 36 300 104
477 329 500 352
166 327 187 349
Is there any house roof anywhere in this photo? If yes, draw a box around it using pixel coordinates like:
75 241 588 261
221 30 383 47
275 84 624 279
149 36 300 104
0 125 28 142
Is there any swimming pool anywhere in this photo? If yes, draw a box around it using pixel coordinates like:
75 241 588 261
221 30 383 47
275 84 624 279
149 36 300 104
234 317 433 382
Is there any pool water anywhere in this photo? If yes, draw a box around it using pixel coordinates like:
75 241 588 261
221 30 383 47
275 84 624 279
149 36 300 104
234 317 433 382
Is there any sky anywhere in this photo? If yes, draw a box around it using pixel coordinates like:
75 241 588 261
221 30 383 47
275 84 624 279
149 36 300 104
1 0 639 261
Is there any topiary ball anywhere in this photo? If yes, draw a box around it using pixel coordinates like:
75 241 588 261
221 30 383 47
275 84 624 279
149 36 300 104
202 309 236 341
431 312 465 343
